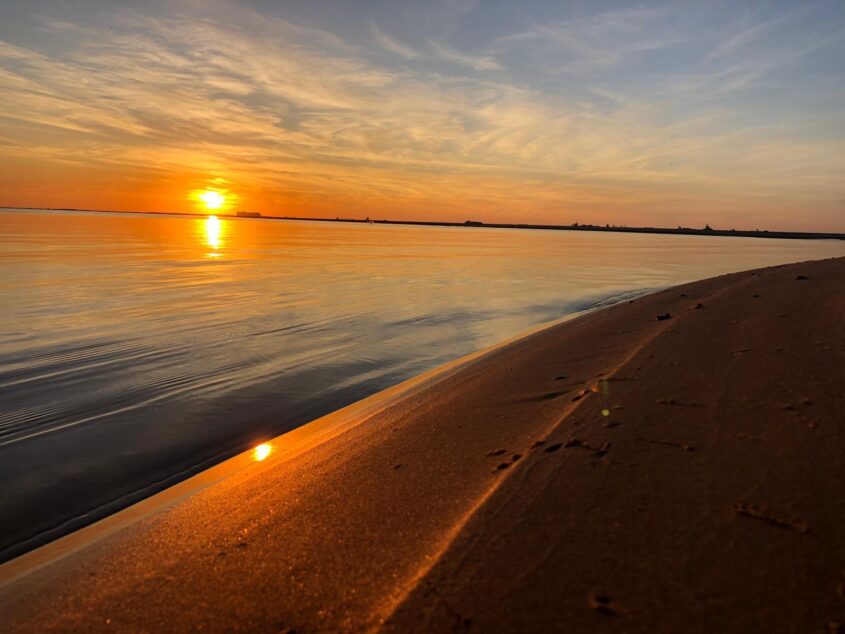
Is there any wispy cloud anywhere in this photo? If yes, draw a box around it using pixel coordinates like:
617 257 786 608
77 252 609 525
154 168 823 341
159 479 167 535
496 5 684 72
370 21 500 71
428 40 500 71
370 22 422 60
707 4 810 59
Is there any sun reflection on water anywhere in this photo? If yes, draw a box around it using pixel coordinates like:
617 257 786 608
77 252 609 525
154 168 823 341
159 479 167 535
204 215 222 252
253 443 272 461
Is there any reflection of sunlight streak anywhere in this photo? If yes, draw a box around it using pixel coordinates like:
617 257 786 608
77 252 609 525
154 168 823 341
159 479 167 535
253 443 272 461
205 215 221 250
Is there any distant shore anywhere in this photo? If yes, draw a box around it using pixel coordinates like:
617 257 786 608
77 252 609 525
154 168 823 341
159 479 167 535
3 206 843 241
2 256 843 632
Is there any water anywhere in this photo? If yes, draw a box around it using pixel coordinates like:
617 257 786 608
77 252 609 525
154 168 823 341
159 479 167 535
0 209 841 559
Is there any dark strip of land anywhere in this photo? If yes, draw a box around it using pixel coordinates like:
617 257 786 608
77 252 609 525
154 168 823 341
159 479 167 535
3 206 843 240
268 215 845 241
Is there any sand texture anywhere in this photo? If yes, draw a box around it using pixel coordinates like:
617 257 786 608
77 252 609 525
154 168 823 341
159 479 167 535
1 257 843 633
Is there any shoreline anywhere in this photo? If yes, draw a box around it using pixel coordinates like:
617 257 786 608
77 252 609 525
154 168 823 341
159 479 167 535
3 206 843 241
0 295 630 589
2 257 843 632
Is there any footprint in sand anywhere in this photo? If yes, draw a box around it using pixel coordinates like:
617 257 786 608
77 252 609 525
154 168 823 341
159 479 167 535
634 436 695 452
734 503 808 533
589 592 618 616
656 397 703 407
535 390 569 401
540 439 611 457
571 388 593 402
491 452 522 472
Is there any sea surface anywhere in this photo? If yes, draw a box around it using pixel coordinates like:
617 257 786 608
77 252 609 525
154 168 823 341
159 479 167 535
1 209 842 559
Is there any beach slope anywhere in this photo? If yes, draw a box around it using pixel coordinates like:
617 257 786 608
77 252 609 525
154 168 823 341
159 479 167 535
2 257 843 632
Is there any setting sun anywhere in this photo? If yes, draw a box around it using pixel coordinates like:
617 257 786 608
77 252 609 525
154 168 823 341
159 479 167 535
199 190 225 210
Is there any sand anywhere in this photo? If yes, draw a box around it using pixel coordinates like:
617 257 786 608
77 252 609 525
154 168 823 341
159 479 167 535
1 257 843 633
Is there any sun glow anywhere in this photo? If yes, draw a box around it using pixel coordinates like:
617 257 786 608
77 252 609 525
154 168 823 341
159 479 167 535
253 443 273 461
199 190 225 210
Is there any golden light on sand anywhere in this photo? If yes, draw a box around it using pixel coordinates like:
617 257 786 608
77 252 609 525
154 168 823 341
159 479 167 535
253 443 272 461
199 190 225 210
204 215 221 250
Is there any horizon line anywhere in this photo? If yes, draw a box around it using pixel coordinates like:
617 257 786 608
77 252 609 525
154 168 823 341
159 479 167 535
1 206 843 241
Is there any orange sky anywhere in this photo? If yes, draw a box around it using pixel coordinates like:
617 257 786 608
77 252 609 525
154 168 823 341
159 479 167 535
0 1 843 231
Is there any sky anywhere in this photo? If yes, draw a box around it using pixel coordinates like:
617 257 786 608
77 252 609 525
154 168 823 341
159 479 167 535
0 0 843 231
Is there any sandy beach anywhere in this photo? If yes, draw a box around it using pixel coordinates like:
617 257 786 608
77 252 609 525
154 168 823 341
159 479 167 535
1 256 843 632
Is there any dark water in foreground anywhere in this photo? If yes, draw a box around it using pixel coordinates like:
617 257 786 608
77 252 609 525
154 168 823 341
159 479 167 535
1 209 842 559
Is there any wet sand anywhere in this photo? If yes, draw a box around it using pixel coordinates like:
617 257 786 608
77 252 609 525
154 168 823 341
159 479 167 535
1 257 843 632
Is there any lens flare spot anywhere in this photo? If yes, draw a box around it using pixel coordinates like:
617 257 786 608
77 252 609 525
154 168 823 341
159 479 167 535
253 443 272 461
601 408 610 417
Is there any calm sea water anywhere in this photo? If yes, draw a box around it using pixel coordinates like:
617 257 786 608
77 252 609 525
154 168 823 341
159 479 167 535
1 209 842 559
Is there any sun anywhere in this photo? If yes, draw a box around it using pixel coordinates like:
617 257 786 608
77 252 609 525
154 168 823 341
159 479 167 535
199 190 225 210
